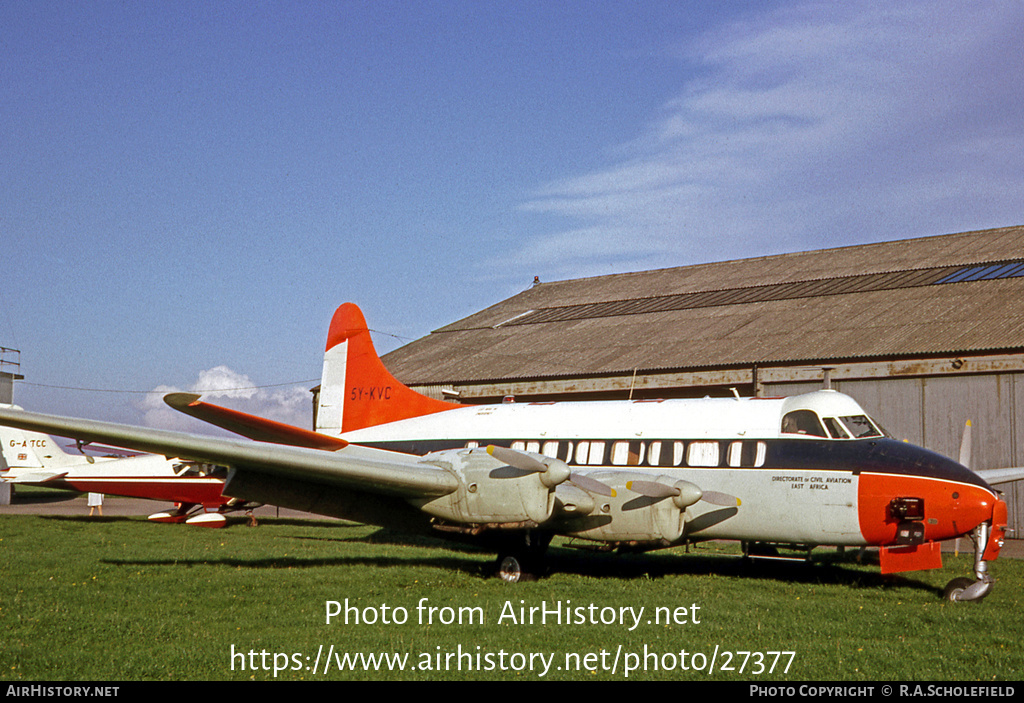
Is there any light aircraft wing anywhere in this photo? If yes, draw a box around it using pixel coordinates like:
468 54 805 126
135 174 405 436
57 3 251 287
0 406 457 500
4 471 68 484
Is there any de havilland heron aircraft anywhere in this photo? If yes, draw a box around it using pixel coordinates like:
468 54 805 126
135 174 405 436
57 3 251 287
0 407 251 527
0 303 1017 601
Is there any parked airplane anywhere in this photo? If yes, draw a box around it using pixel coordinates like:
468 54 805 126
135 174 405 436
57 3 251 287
0 304 1014 601
0 408 246 527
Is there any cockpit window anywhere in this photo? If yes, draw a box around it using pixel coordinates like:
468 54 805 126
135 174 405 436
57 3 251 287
823 417 850 439
173 462 228 478
839 415 883 438
781 410 828 438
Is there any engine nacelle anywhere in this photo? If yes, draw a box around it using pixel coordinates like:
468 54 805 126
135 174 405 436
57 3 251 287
413 448 560 525
558 472 699 544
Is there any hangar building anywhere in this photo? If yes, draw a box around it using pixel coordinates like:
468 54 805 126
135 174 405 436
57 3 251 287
379 225 1024 537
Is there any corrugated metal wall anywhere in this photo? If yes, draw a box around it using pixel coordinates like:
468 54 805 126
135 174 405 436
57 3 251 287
765 372 1023 538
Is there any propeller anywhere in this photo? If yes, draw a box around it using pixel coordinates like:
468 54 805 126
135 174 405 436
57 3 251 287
959 419 972 469
626 479 740 508
486 445 615 496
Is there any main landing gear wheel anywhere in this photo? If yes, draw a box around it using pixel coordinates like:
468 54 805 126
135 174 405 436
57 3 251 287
497 554 537 583
494 531 551 583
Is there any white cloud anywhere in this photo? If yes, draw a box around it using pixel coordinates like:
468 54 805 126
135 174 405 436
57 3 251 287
137 366 313 435
510 0 1024 280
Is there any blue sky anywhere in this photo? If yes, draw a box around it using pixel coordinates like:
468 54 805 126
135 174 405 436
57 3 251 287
2 1 1022 430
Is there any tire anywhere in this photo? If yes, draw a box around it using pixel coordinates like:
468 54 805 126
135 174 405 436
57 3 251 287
496 554 538 583
498 555 524 583
943 577 976 602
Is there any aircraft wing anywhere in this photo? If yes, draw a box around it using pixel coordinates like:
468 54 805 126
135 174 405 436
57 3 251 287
0 406 457 499
976 467 1024 485
3 471 68 484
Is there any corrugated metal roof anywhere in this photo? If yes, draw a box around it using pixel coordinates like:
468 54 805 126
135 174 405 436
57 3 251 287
383 226 1024 386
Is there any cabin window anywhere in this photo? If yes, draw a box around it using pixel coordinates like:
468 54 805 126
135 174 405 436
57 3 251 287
840 415 882 438
541 440 574 462
687 441 719 467
672 441 685 466
647 441 692 466
512 441 525 451
525 440 540 453
575 441 606 465
558 441 574 462
647 441 662 466
574 442 589 465
611 440 644 466
175 463 226 479
727 440 769 467
781 410 828 437
631 441 644 465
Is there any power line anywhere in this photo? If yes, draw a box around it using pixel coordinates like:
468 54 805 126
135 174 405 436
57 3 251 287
15 379 320 395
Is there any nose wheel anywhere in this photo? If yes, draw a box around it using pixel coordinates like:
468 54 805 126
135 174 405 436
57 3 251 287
943 522 994 602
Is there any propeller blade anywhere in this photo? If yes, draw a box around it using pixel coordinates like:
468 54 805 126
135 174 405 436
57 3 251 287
570 472 616 497
701 491 741 507
627 479 706 509
486 445 569 488
626 480 678 499
627 479 740 508
486 445 545 473
959 419 972 469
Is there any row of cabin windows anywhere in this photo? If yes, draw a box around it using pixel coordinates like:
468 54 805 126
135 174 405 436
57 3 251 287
467 439 768 469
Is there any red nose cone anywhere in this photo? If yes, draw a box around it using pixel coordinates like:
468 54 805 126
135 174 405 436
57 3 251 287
858 473 998 544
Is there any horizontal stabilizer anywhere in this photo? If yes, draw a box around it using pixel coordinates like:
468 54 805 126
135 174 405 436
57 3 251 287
164 393 348 451
976 467 1024 485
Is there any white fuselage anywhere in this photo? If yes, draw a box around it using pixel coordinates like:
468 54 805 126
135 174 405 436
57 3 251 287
338 391 878 545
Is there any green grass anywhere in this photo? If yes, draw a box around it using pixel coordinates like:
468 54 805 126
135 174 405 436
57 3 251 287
1 513 1021 681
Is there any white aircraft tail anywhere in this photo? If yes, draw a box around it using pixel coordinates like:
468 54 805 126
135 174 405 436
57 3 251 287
315 303 459 435
0 405 98 480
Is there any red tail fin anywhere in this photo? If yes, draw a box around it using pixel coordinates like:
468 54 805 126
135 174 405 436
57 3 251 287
316 303 459 434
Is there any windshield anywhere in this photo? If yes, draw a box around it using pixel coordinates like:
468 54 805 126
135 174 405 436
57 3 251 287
839 415 883 438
